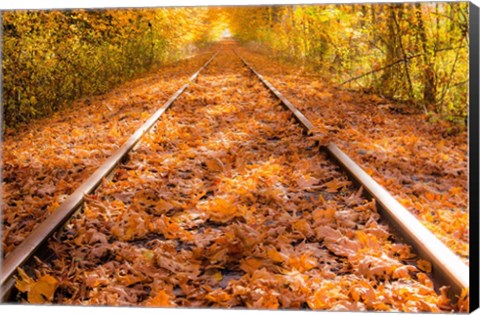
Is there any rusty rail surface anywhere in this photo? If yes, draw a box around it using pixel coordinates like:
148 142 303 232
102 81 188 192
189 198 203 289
235 50 469 302
1 51 219 300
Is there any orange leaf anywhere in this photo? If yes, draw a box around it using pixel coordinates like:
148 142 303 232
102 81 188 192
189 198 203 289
203 196 239 223
206 290 231 304
288 253 317 272
240 258 264 273
325 179 349 193
146 290 173 307
417 259 432 273
267 248 285 263
312 207 336 222
27 275 59 304
292 218 313 237
117 274 145 286
15 268 35 293
205 157 225 172
296 175 319 189
154 199 174 214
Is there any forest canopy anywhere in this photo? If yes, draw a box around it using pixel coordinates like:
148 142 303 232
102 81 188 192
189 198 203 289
2 2 469 127
226 2 469 120
2 7 226 126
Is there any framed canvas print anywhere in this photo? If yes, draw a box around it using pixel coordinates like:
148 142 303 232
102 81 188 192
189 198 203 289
1 0 478 314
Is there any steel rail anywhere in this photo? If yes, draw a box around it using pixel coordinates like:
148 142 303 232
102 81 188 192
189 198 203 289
235 50 469 302
1 51 218 299
235 53 313 131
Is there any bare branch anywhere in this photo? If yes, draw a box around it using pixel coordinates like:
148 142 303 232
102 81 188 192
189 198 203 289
339 45 465 86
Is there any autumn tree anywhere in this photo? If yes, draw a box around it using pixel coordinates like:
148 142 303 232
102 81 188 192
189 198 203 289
225 2 469 121
2 7 225 127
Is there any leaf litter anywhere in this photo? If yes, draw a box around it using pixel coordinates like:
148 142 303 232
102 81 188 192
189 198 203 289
236 47 469 264
2 53 213 255
14 47 462 311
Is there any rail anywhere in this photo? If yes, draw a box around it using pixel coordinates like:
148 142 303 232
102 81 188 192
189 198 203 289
1 51 219 300
235 50 469 302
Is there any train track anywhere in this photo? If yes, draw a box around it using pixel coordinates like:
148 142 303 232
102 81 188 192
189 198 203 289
0 51 219 299
234 53 469 301
1 46 469 310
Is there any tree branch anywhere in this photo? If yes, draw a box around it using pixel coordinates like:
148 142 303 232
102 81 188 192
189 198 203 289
339 45 465 86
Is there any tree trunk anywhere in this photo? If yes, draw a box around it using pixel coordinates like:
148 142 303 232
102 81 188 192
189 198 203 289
415 3 437 111
380 4 402 96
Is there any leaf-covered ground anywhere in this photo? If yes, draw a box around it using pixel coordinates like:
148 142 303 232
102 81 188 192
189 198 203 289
2 53 213 255
12 48 467 312
235 47 469 264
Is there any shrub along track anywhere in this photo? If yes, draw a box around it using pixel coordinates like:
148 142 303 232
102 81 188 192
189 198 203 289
7 48 465 311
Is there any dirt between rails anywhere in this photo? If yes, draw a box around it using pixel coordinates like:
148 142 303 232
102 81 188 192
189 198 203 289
13 47 465 312
235 47 469 265
1 52 213 256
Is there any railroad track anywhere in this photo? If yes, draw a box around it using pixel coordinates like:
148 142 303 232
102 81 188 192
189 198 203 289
1 46 469 310
234 53 469 301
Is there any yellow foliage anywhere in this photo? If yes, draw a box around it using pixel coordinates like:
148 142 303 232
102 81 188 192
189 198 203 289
3 7 227 126
15 269 58 304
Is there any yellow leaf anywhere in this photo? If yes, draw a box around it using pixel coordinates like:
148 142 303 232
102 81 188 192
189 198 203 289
15 268 35 293
354 200 377 212
456 288 469 312
372 302 392 311
416 272 434 288
30 96 38 105
425 192 437 202
252 292 279 309
84 271 109 288
449 187 462 195
213 272 223 282
28 275 58 304
143 250 155 262
141 111 150 120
